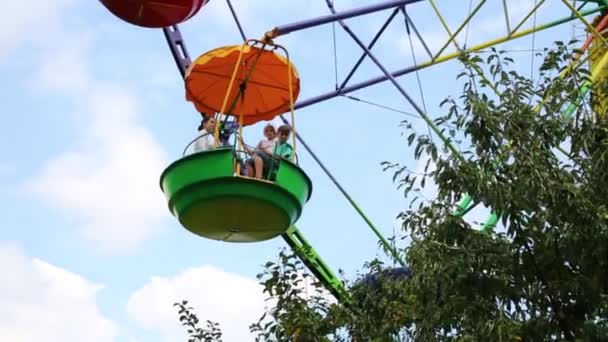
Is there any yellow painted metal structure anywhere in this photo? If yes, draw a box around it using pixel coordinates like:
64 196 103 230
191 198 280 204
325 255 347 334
589 16 608 122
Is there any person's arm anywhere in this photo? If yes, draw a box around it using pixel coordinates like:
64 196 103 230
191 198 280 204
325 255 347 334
285 149 293 160
281 145 294 160
239 136 255 155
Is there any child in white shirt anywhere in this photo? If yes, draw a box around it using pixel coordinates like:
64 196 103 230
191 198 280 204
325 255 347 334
242 123 276 178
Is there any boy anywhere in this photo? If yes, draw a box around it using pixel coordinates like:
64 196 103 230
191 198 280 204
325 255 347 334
273 125 293 160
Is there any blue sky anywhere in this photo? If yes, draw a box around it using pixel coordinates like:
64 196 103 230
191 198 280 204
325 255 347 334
0 0 594 341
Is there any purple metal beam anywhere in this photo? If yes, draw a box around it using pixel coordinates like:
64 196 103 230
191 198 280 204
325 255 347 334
162 25 192 78
324 0 429 126
226 0 246 41
324 0 463 159
338 7 400 90
268 0 424 38
161 5 427 113
292 2 431 110
401 7 433 59
295 59 421 110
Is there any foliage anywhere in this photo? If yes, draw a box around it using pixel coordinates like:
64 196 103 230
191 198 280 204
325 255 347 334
250 250 337 341
176 41 608 341
174 301 223 342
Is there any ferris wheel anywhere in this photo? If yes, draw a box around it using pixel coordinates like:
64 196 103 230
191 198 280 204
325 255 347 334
98 0 608 302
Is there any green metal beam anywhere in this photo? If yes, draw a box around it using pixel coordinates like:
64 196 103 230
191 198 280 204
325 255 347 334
282 226 348 302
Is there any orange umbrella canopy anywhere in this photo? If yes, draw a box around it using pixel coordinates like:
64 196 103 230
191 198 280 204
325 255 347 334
185 45 300 126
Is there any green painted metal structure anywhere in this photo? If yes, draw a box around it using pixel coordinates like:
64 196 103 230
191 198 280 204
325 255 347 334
160 148 312 242
282 225 349 301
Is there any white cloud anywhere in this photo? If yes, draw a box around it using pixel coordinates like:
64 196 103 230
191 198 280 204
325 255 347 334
0 243 117 341
126 263 338 342
0 0 77 61
25 84 169 255
126 265 267 342
20 1 170 255
32 35 91 94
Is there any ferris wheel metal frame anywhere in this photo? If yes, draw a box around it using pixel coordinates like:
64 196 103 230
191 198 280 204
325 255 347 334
158 0 608 301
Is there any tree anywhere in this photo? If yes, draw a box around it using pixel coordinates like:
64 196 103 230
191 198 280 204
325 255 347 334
174 301 223 342
175 42 608 341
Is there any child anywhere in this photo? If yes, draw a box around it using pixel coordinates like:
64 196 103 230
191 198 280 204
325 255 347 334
273 124 294 160
258 124 294 180
242 124 277 178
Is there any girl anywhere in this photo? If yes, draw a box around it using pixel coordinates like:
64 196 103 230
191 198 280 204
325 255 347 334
241 124 276 179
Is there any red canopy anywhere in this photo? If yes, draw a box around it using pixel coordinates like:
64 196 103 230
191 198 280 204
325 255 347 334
100 0 206 28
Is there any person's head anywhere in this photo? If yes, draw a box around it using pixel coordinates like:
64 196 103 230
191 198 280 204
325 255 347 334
277 125 291 143
199 115 216 132
263 124 276 140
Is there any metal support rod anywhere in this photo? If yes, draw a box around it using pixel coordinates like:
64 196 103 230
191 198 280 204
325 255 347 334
478 10 608 232
432 0 487 60
561 14 608 117
339 7 400 90
427 0 463 52
226 0 247 41
293 5 606 110
561 0 608 47
162 25 193 78
325 0 464 198
576 1 591 11
326 0 462 150
509 0 546 35
157 0 607 301
266 0 424 39
159 6 351 302
502 0 512 34
459 6 608 216
326 0 608 234
401 7 433 60
279 115 405 266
